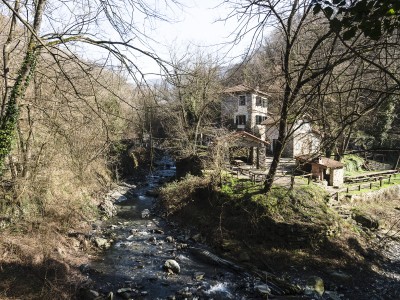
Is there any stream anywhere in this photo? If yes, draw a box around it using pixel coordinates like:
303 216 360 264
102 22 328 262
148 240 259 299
80 156 282 300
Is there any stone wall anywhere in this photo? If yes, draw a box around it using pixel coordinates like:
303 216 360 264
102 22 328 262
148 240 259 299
330 168 344 187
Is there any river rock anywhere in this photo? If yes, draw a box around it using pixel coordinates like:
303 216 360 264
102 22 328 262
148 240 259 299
117 288 133 299
109 191 128 203
329 270 352 282
305 276 324 296
141 209 150 218
164 259 180 274
177 243 188 250
93 237 111 249
194 271 205 280
166 236 174 243
190 233 203 242
255 284 271 297
146 189 159 197
149 236 157 243
98 199 117 219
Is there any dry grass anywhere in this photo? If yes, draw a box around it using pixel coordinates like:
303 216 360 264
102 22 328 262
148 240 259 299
0 225 90 299
0 146 113 298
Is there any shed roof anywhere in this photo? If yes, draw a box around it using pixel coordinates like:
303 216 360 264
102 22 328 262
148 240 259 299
223 84 269 97
296 155 344 169
316 157 344 169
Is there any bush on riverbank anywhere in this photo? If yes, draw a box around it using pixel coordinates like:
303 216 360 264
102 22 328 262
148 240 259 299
159 174 339 249
160 174 211 216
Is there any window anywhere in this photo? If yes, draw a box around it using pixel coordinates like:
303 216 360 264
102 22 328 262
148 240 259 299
255 115 267 125
256 96 268 108
239 95 246 106
256 96 262 106
262 98 268 108
236 115 246 125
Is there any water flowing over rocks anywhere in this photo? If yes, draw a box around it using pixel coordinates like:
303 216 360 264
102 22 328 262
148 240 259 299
79 156 400 299
79 157 310 299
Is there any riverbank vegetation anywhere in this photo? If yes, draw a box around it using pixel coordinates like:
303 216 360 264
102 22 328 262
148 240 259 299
160 173 400 297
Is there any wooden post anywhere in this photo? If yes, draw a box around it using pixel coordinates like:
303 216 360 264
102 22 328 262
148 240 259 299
394 151 400 170
346 187 349 193
358 185 361 191
336 192 339 201
388 175 391 183
379 177 383 187
370 182 372 189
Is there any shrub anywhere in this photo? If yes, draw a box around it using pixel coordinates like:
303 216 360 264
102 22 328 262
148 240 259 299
159 175 211 215
342 154 365 174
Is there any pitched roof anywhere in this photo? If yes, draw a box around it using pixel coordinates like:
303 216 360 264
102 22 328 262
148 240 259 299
296 155 344 169
316 157 344 169
223 84 269 97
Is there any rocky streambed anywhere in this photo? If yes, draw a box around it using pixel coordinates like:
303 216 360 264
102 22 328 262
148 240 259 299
76 156 400 300
78 157 307 299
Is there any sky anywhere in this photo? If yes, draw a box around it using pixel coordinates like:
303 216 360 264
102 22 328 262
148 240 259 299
137 0 255 77
31 0 259 81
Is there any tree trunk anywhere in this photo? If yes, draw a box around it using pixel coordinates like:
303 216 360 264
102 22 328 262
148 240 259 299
0 0 46 171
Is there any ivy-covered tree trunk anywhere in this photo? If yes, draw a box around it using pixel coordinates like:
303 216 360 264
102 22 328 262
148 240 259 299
0 0 46 173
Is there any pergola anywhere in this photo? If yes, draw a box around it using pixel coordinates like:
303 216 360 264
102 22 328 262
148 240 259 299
218 131 270 169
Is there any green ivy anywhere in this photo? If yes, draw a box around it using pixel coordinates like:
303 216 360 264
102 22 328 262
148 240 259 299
0 48 38 172
314 0 400 40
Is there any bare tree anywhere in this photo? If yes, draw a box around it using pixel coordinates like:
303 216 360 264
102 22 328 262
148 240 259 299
158 52 223 159
222 0 400 195
0 0 180 172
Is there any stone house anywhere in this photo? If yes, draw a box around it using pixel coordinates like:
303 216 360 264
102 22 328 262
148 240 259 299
221 84 269 135
221 84 321 160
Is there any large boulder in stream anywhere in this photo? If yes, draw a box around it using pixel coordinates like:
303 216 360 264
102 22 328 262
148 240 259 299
163 259 180 274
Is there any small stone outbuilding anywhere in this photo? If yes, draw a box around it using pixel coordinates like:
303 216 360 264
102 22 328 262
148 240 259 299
297 155 344 187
